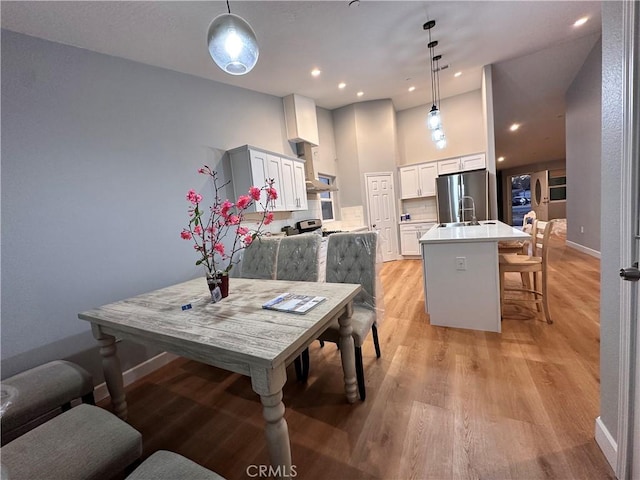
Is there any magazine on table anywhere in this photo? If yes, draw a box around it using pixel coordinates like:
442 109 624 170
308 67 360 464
262 293 327 314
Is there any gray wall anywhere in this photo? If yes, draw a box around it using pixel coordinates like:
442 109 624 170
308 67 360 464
333 105 360 208
599 1 624 440
0 30 300 380
566 38 602 252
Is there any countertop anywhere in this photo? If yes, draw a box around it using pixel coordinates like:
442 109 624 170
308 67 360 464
420 220 529 244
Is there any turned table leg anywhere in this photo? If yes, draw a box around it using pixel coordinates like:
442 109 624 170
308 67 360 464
91 324 127 420
338 302 358 404
251 365 292 480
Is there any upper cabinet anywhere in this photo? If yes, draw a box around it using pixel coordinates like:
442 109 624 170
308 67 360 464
283 94 319 146
399 162 438 199
228 145 308 212
437 153 486 175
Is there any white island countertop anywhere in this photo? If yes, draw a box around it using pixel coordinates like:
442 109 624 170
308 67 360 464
420 220 529 244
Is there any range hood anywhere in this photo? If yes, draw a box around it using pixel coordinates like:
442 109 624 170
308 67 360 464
296 142 338 193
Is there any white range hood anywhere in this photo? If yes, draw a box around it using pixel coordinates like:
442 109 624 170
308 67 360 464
283 94 335 193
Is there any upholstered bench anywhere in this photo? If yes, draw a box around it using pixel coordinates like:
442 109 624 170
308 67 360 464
126 450 226 480
1 403 142 480
1 360 95 444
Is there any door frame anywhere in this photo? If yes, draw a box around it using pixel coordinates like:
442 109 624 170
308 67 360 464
364 171 399 261
615 1 639 478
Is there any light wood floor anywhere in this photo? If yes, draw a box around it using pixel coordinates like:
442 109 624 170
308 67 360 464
109 237 614 479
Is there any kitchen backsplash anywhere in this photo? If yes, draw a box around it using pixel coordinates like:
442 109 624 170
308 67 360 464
401 197 438 222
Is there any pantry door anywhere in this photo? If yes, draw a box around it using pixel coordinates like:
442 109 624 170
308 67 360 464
365 172 398 262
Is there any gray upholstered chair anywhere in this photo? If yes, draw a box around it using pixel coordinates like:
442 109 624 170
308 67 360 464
317 231 381 400
126 450 225 480
1 403 142 480
239 236 282 279
275 234 322 381
1 360 95 445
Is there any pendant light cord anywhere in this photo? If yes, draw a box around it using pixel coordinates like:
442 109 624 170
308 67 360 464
427 23 436 108
226 0 231 14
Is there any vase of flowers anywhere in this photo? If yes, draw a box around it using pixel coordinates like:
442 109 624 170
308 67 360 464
181 165 277 300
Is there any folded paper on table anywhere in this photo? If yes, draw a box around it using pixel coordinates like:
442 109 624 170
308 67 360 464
262 293 327 314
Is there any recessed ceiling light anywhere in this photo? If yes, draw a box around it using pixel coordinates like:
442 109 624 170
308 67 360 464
408 86 416 92
357 91 364 97
573 17 588 27
311 68 321 77
497 156 505 162
338 82 346 89
454 71 462 77
509 123 520 132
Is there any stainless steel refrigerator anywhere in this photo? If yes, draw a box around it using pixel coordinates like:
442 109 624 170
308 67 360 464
436 170 489 223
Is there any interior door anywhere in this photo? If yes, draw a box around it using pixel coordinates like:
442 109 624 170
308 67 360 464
365 173 398 262
530 170 549 220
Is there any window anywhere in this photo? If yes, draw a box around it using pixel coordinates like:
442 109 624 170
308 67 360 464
318 175 335 221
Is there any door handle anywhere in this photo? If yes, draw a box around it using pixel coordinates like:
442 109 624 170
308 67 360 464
620 262 640 281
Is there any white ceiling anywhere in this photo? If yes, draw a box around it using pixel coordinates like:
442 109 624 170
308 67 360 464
1 1 602 170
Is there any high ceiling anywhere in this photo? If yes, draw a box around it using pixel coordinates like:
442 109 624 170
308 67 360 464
1 1 602 170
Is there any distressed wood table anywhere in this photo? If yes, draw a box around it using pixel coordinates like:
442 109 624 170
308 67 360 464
78 277 361 478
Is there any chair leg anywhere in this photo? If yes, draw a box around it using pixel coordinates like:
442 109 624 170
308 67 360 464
355 346 366 401
301 347 310 380
294 356 303 381
499 269 505 319
534 271 543 313
81 392 96 405
542 271 553 324
372 325 381 359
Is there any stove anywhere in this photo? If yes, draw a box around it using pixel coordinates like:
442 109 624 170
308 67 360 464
296 219 323 234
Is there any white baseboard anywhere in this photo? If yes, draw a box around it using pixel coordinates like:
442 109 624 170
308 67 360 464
93 352 179 402
595 416 617 472
566 240 601 259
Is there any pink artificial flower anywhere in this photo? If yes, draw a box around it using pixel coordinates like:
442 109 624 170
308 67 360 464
193 225 203 235
186 189 203 205
228 215 240 225
264 212 274 225
214 243 225 256
236 226 249 236
181 230 192 240
221 200 233 217
198 168 205 174
244 234 253 245
206 226 216 235
236 195 251 210
267 188 278 200
249 186 261 201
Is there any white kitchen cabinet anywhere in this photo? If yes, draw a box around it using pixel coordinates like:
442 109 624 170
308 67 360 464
228 145 307 212
399 162 437 199
280 157 307 211
437 153 486 175
400 222 435 255
460 153 486 171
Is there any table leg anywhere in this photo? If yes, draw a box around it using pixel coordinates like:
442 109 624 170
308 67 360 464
338 302 358 404
91 324 127 420
251 365 292 480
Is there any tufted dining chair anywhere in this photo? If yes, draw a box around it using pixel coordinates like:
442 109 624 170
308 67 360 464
239 237 282 280
316 231 381 400
275 234 323 381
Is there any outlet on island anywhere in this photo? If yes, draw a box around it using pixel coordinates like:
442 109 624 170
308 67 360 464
456 257 467 271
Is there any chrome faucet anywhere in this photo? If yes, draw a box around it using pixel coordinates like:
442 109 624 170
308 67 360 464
459 196 480 225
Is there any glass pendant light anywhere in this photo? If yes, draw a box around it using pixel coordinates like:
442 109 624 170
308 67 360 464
431 126 445 143
436 136 447 150
207 2 259 75
427 105 442 130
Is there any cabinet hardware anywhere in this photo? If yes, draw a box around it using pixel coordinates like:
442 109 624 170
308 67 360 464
620 262 640 281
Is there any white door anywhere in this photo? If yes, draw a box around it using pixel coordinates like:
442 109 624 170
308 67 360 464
617 4 639 478
418 163 438 196
266 154 284 211
293 160 308 210
365 173 398 262
399 166 419 199
530 170 549 221
280 157 297 211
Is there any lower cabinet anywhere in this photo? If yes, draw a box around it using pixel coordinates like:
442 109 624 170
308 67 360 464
400 223 435 255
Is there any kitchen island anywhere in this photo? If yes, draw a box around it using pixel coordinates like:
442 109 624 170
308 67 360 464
420 220 529 333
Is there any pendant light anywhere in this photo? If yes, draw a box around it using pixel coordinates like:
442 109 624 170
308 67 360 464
424 20 441 130
207 1 259 75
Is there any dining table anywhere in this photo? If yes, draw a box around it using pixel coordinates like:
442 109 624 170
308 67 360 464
78 277 362 478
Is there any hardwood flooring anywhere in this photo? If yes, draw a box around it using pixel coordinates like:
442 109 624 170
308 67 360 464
106 237 614 479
